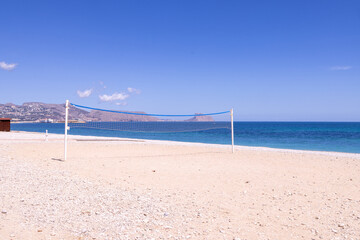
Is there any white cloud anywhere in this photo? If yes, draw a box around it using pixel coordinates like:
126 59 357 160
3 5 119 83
77 89 93 98
115 102 127 106
330 66 352 71
127 87 141 94
99 92 129 102
0 61 17 70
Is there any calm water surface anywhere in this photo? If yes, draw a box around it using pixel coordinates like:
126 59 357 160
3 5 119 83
11 122 360 153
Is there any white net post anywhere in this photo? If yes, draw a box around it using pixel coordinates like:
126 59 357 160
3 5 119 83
231 108 234 153
64 100 69 161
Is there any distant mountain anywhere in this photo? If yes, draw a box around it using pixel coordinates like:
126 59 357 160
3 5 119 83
86 110 159 122
0 102 91 122
0 102 213 122
185 114 215 122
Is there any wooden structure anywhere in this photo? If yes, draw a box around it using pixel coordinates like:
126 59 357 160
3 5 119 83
0 118 11 132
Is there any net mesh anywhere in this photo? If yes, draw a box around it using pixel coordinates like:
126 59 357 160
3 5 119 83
69 103 231 133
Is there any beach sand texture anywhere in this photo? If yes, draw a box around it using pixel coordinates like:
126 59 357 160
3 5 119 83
1 132 360 240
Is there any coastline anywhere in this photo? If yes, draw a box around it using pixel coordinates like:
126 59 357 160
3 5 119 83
6 130 360 159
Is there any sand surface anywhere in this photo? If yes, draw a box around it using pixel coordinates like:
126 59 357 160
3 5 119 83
0 131 360 240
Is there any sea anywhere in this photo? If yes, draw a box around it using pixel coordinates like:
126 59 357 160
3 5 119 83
11 122 360 154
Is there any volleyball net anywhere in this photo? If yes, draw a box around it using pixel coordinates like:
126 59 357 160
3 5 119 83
64 100 234 160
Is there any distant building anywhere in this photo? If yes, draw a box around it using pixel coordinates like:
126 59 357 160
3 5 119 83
0 118 11 132
38 118 54 123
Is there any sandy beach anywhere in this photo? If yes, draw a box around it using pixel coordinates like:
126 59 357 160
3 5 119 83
0 131 360 240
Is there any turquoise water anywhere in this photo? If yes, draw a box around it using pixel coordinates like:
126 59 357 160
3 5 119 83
11 122 360 153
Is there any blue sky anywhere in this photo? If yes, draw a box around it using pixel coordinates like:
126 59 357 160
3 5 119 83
0 0 359 121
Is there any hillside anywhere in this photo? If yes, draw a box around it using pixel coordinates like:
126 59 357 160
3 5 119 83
185 114 215 122
87 110 159 122
0 102 89 122
0 102 213 122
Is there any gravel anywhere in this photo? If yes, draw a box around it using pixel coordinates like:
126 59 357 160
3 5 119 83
0 153 213 239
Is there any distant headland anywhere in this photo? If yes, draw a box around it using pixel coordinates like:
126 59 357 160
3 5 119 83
0 102 214 122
